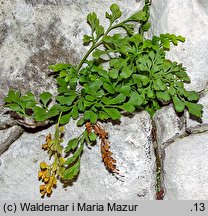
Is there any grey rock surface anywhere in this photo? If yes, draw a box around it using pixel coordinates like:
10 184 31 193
197 0 208 12
0 0 143 105
0 112 156 200
153 105 186 150
0 108 16 130
150 0 208 92
163 132 208 200
0 125 24 155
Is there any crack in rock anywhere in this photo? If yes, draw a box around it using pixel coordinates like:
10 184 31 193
0 125 24 155
0 108 17 130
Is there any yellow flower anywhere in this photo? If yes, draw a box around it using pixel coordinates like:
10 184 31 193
46 184 52 195
38 170 47 179
46 133 52 142
39 184 45 191
40 162 48 170
42 143 48 150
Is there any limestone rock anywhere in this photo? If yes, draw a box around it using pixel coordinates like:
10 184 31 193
164 132 208 200
0 0 143 105
0 125 24 155
150 0 208 92
0 112 156 200
0 108 16 130
153 105 186 150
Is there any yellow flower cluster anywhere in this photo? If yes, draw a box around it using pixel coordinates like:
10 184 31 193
38 126 65 197
42 133 52 151
38 162 57 197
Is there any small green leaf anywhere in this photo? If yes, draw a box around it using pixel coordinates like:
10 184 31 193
84 110 98 124
25 101 36 109
89 132 97 142
185 102 203 118
122 23 135 35
46 104 60 118
77 118 85 127
98 111 109 120
147 88 155 99
103 82 115 94
111 4 122 18
103 35 113 43
104 108 121 120
64 144 84 165
110 94 126 104
39 92 52 107
156 91 171 102
94 90 105 98
142 22 151 31
71 105 79 120
4 89 21 103
176 70 188 78
128 91 144 106
168 86 176 96
65 138 79 153
116 85 131 96
133 74 149 86
33 106 47 122
83 34 92 44
84 99 94 107
177 35 185 42
153 79 166 91
106 4 122 23
110 58 126 70
59 70 67 78
94 67 108 79
77 99 85 112
172 96 185 113
48 63 71 72
59 106 71 112
95 25 104 39
85 95 96 102
56 94 77 106
185 91 199 101
128 10 147 22
101 97 112 105
162 39 170 50
120 66 132 79
85 80 103 94
62 158 81 180
87 12 99 32
6 103 23 114
21 92 35 102
109 69 119 79
60 113 71 125
140 75 150 86
92 49 106 59
120 103 135 112
130 34 143 45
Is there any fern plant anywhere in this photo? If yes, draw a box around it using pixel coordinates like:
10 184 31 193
4 1 203 197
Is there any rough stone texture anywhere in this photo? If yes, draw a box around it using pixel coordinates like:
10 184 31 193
0 112 156 200
150 0 208 92
186 90 208 133
0 0 143 105
0 125 24 155
0 108 16 130
164 132 208 200
153 105 186 150
197 0 208 12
